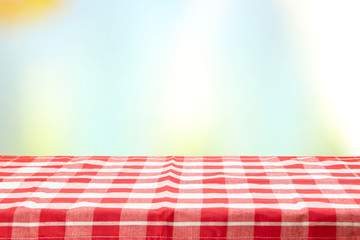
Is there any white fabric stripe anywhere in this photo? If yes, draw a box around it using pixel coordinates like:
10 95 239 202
1 221 359 227
2 167 360 174
1 173 358 180
1 192 359 199
0 182 358 190
2 159 360 167
0 201 358 209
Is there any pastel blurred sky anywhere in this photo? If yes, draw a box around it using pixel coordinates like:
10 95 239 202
0 0 360 156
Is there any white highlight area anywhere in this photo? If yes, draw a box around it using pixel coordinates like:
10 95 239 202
163 0 231 129
278 0 360 153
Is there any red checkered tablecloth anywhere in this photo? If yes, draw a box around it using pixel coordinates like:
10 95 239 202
0 156 360 240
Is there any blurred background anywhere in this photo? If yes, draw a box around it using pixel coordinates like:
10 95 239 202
0 0 359 156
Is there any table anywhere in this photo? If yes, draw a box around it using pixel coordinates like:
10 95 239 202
0 156 359 240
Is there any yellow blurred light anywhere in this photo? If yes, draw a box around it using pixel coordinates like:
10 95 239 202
0 0 58 23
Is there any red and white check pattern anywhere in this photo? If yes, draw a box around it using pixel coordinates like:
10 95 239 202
0 156 360 240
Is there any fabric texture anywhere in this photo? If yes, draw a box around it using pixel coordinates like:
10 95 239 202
0 156 359 240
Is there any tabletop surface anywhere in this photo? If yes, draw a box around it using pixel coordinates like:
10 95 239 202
0 156 360 240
